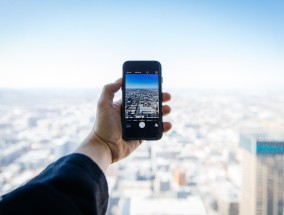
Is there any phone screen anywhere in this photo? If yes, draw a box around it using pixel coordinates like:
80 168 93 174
122 61 163 140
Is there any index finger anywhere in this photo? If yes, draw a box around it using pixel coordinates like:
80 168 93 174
162 92 171 102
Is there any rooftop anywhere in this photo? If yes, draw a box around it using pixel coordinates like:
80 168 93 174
129 196 207 215
240 133 284 154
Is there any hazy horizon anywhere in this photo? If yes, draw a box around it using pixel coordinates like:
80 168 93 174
0 1 283 90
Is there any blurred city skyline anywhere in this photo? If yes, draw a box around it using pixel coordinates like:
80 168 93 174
1 88 284 215
0 1 284 90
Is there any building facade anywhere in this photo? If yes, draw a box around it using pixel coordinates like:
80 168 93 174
240 133 284 215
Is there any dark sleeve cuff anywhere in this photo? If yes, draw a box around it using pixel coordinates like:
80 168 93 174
0 153 109 215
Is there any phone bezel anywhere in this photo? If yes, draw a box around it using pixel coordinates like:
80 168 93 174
121 60 163 140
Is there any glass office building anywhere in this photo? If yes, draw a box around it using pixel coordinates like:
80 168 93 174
240 133 284 215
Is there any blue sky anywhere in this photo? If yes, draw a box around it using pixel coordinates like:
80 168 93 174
126 74 158 89
0 1 283 89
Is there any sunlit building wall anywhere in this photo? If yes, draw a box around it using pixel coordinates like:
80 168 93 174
240 134 284 215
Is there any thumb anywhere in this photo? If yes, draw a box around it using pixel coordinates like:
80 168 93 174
98 78 122 106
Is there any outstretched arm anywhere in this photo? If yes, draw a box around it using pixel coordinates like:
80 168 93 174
0 78 172 215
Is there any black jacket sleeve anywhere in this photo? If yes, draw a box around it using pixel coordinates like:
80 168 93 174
0 153 109 215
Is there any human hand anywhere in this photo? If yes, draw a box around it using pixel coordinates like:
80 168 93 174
76 78 172 171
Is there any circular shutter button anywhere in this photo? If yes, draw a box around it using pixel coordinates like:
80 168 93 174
139 122 145 128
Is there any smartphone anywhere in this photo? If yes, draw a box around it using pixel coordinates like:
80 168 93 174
122 61 163 140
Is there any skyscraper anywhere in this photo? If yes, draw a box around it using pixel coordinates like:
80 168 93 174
239 133 284 215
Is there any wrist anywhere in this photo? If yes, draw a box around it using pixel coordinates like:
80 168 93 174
75 132 112 173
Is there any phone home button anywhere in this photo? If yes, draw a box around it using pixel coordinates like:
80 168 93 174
139 122 145 128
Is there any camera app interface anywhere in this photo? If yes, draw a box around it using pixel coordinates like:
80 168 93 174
125 71 159 130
